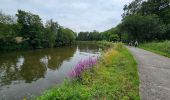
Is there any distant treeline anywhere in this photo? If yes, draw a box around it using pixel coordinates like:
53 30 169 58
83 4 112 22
0 10 76 51
77 0 170 42
76 29 121 42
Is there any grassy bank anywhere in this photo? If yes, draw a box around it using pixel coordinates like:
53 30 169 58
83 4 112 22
139 41 170 58
36 42 140 100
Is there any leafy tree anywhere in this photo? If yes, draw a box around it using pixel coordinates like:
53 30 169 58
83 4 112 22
56 27 76 46
16 10 45 48
140 0 170 15
0 11 17 39
0 11 16 24
122 0 142 18
77 32 89 41
159 6 170 24
77 31 102 41
88 30 102 41
101 28 120 41
0 11 19 51
120 14 166 41
165 24 170 39
45 19 59 47
0 10 76 51
121 0 170 41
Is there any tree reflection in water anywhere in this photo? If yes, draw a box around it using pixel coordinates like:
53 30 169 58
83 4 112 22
0 46 76 86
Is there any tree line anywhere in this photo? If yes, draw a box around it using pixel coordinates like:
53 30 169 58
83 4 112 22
77 29 121 42
120 0 170 42
77 0 170 42
0 10 76 51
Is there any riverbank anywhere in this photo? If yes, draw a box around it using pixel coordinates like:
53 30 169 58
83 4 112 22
139 41 170 58
36 42 140 100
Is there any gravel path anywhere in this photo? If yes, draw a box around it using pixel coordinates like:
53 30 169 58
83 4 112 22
127 46 170 100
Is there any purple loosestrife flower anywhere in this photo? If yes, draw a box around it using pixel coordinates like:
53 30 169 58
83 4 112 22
68 57 98 78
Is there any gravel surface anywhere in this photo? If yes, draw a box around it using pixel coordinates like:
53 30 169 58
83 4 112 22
127 46 170 100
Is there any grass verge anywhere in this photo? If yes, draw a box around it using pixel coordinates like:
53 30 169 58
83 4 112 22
36 42 140 100
139 41 170 58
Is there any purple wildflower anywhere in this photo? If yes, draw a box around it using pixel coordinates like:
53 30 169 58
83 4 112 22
68 57 98 78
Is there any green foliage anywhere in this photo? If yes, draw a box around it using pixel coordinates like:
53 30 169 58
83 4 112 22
165 24 170 39
0 11 16 24
77 30 102 41
139 41 170 57
123 0 170 18
56 28 76 46
0 10 76 51
120 14 166 41
77 32 89 41
159 6 170 24
44 19 59 47
120 0 170 42
16 10 45 48
101 28 120 42
0 11 20 51
36 43 140 100
122 0 142 18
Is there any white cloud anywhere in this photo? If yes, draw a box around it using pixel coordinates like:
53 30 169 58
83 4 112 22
0 0 133 32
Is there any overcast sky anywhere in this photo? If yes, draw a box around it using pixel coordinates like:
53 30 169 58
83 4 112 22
0 0 132 32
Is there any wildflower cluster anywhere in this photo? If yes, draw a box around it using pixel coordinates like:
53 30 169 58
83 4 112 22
69 57 98 78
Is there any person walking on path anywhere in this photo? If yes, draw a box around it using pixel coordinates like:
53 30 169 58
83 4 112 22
134 40 138 47
129 41 133 46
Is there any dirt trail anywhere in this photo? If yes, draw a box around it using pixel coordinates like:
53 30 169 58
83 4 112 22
127 46 170 100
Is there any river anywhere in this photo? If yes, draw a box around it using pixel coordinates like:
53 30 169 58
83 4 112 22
0 44 101 100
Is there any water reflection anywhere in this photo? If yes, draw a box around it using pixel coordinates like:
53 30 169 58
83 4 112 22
78 44 100 54
16 56 25 70
40 55 50 68
0 44 100 100
0 46 76 85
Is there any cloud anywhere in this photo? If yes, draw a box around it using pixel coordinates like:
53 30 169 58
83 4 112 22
0 0 133 32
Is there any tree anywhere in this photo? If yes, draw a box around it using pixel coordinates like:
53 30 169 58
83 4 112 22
101 28 120 41
121 0 170 41
77 32 89 41
0 11 19 51
88 30 102 41
123 0 170 24
140 0 170 15
120 14 166 42
16 10 44 48
45 19 59 47
56 27 76 46
165 24 170 39
159 6 170 24
122 0 142 18
0 11 17 39
0 10 76 51
0 11 16 24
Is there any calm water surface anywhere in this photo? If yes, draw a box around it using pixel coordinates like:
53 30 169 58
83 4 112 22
0 44 100 100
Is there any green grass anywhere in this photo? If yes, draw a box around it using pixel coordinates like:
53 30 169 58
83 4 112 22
36 42 140 100
139 41 170 58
